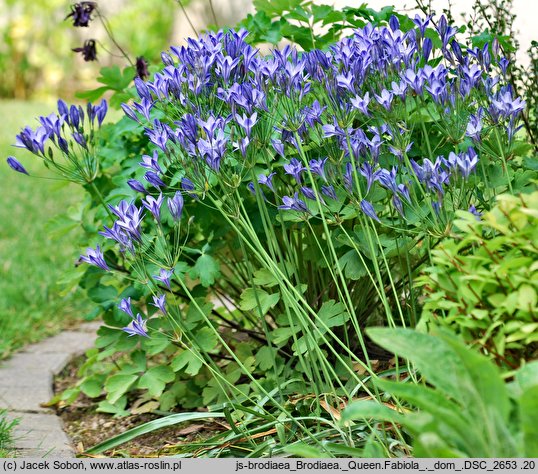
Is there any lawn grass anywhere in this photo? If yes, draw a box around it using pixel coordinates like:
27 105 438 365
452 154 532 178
0 100 92 358
0 409 18 457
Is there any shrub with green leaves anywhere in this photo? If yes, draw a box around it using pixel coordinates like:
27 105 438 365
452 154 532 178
417 190 538 368
342 328 538 457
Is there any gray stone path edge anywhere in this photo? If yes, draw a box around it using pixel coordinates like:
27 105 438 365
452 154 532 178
0 323 100 458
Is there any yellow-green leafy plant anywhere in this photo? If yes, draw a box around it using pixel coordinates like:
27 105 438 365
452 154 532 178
417 190 538 368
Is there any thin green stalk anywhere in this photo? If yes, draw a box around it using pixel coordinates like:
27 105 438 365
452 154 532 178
89 180 114 220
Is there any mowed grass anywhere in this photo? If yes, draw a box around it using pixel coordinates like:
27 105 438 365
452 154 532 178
0 100 92 358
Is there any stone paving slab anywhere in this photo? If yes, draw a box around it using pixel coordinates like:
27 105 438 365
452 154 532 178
0 323 99 457
23 330 98 357
1 353 72 376
8 412 73 457
0 383 54 413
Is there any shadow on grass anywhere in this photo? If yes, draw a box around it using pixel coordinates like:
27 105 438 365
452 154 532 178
0 100 92 357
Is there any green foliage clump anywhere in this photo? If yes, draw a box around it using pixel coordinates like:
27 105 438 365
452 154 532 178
417 190 538 368
343 328 538 457
240 0 402 50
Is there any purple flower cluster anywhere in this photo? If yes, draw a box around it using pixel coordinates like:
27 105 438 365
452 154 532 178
9 99 108 182
99 201 145 252
116 17 522 226
117 296 166 338
69 16 526 341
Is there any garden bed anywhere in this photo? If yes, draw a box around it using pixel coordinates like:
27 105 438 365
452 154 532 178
54 356 225 457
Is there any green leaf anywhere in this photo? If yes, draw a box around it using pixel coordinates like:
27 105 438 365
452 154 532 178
253 0 303 16
142 331 171 356
60 388 80 404
138 366 175 398
159 391 177 412
75 86 110 102
96 65 135 90
285 443 326 458
253 268 279 287
255 346 276 371
88 285 118 305
45 214 79 238
341 400 403 425
80 375 105 398
130 350 147 373
375 379 483 455
191 253 220 287
362 438 386 457
194 326 219 352
520 386 538 456
512 361 538 398
367 328 509 420
280 23 316 50
171 350 203 376
311 4 334 23
86 412 225 454
239 288 280 315
522 156 538 171
185 299 213 330
104 374 139 404
317 300 349 329
95 326 122 349
96 396 129 417
339 250 367 280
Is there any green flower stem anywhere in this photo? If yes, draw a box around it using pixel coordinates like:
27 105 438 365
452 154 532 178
89 180 114 221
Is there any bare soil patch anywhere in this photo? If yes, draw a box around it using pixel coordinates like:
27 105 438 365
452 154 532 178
53 356 223 457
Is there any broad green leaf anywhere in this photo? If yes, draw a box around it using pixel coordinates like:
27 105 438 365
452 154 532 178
511 361 538 398
45 214 79 238
60 388 80 404
414 433 468 458
159 391 177 412
271 325 300 345
88 285 118 305
520 386 538 456
341 400 403 425
194 326 219 352
80 375 105 398
185 298 213 329
367 328 509 418
375 378 484 455
362 438 386 457
256 346 276 371
338 250 367 280
253 0 303 16
441 331 510 421
311 4 333 23
191 253 220 287
138 366 175 398
253 268 279 287
105 374 139 404
95 326 122 348
96 396 129 416
317 300 349 329
142 331 171 356
172 350 203 376
130 350 147 373
239 288 280 315
76 86 110 102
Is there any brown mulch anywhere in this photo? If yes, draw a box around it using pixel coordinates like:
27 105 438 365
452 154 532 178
53 356 224 457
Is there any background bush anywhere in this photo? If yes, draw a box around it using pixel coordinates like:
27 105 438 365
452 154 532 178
418 190 538 368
